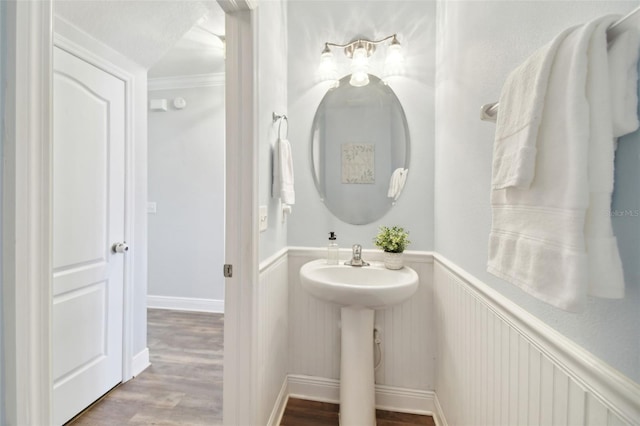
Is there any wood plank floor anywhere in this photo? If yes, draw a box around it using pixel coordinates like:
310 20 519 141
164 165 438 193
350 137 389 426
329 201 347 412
69 309 433 425
67 309 224 425
280 398 436 426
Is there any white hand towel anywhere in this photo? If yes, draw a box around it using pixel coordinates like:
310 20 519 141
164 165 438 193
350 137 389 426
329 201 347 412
491 26 575 190
387 168 408 201
272 138 295 205
608 29 640 136
489 16 619 312
396 169 408 201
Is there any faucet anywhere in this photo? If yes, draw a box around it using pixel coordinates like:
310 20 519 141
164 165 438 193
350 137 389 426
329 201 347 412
345 244 370 267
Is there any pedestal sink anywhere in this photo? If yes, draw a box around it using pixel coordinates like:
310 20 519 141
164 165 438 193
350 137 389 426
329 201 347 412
299 259 419 425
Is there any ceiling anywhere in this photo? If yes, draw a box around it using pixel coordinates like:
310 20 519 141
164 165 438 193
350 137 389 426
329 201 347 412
148 19 225 78
55 0 225 76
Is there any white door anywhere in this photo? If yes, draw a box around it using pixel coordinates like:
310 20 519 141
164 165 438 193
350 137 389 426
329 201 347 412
52 46 126 426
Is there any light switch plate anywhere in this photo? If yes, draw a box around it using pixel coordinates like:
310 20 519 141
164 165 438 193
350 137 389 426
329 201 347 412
147 202 157 214
259 205 268 232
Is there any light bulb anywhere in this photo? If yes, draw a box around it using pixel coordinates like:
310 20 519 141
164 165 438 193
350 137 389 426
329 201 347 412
350 71 369 87
351 45 368 68
384 42 404 78
350 45 370 87
317 48 338 83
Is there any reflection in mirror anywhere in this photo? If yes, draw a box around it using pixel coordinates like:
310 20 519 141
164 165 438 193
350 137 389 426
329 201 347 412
311 74 410 225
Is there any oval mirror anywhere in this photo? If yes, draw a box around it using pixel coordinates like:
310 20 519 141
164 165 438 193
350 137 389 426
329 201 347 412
311 74 410 225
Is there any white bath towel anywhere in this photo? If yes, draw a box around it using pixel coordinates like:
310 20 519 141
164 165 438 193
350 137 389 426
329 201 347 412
608 30 640 137
387 168 408 201
584 17 627 299
491 25 575 190
272 138 295 205
488 15 621 312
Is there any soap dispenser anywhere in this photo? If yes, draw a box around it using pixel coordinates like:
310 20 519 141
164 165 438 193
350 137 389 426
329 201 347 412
327 232 339 265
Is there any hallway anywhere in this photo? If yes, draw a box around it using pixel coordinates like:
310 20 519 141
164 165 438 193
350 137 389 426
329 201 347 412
68 309 223 425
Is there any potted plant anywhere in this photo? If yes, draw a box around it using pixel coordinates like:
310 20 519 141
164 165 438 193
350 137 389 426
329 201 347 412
373 225 411 269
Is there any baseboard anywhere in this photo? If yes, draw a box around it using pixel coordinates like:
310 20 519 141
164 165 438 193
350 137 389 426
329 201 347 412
147 295 224 313
374 384 436 416
288 375 340 404
287 374 437 417
432 393 448 426
131 348 150 377
267 376 289 426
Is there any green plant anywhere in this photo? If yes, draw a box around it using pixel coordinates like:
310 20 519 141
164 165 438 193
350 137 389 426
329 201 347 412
373 226 411 253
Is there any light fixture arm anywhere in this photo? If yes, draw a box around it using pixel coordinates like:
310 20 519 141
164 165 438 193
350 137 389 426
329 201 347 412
317 33 403 87
324 34 399 58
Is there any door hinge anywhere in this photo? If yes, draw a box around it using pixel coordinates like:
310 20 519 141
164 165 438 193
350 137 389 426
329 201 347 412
223 264 233 278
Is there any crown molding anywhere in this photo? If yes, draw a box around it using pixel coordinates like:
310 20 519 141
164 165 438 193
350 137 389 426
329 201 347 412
147 73 225 91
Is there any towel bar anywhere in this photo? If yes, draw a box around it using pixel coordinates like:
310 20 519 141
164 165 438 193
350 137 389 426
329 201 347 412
272 112 287 122
273 112 289 139
480 5 640 123
480 103 499 122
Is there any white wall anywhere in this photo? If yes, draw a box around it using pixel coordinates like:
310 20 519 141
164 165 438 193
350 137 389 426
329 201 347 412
434 0 640 383
286 0 436 251
258 0 289 262
147 84 225 304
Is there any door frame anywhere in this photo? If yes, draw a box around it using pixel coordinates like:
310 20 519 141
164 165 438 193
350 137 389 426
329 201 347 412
2 0 259 424
3 1 53 424
218 2 259 424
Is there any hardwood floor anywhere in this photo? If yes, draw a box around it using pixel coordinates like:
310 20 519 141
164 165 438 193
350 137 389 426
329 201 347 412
67 309 224 425
69 310 432 425
280 398 436 426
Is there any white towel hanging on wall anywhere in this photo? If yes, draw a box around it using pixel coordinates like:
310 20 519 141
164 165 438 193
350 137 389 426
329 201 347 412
272 113 295 206
274 137 295 205
488 14 640 312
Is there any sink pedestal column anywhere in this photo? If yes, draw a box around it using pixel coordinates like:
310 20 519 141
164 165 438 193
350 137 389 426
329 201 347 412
340 307 376 425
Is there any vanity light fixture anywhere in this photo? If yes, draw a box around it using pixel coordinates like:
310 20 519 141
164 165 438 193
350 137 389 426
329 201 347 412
318 34 404 87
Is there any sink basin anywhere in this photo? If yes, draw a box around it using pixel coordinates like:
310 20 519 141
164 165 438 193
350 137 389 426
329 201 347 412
299 259 419 309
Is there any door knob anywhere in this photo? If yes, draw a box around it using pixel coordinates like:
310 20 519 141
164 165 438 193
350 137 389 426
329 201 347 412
112 242 129 254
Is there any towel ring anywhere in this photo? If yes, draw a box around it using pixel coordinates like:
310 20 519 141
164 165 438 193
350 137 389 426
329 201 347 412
272 112 288 139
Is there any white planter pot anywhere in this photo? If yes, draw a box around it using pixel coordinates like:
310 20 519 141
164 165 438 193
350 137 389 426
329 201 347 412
383 252 404 270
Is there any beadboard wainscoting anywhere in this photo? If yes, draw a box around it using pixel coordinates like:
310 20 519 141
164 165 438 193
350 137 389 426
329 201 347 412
434 256 640 426
258 248 291 425
287 249 436 400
